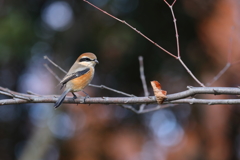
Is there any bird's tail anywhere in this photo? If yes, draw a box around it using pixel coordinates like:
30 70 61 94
54 88 71 108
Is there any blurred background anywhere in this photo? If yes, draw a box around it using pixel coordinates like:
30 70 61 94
0 0 240 159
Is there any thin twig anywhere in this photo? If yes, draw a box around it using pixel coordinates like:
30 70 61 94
121 105 139 113
164 0 177 6
163 0 205 87
168 98 240 105
83 0 206 87
121 104 174 114
44 64 62 81
27 91 42 96
82 0 178 59
138 104 176 113
178 58 205 87
138 104 145 112
164 0 180 57
138 56 149 97
0 88 32 101
88 84 135 97
166 87 240 100
138 56 149 111
44 56 67 74
206 63 231 86
227 37 233 63
205 27 236 86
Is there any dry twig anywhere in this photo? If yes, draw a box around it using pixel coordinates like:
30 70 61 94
138 56 149 97
83 0 205 87
138 56 149 111
206 27 240 86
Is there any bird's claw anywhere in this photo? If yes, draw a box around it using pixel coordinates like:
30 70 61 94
83 95 90 104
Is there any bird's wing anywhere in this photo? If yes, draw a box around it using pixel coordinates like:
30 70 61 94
60 67 90 89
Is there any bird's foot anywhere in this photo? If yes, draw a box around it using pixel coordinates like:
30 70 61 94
81 90 90 105
83 95 90 105
72 92 79 105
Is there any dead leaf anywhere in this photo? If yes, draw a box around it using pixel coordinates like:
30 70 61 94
151 81 167 104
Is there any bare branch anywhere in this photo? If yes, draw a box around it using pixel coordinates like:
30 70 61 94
163 0 205 87
137 104 176 114
0 96 156 105
27 91 42 96
82 0 206 87
1 87 240 104
206 63 231 86
164 0 177 6
205 27 240 86
121 105 139 113
1 94 240 106
206 27 240 86
178 58 205 87
138 56 149 111
121 104 175 114
82 0 178 59
0 87 33 100
227 36 233 63
164 0 180 57
167 87 240 100
206 29 233 86
44 56 67 74
88 84 136 97
1 86 240 113
168 99 240 105
44 64 61 82
138 56 149 97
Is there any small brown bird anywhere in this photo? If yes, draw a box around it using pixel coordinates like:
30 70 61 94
54 53 99 108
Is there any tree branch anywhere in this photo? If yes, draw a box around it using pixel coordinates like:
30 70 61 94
1 87 240 108
82 0 178 59
138 56 149 111
166 87 240 100
82 0 206 87
169 99 240 105
138 56 149 97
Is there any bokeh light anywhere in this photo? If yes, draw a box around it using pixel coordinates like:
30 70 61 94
41 1 73 31
48 112 76 140
149 109 184 147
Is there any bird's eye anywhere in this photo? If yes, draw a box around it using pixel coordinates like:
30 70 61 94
79 58 92 62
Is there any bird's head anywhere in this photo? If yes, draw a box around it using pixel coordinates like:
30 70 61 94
77 52 99 67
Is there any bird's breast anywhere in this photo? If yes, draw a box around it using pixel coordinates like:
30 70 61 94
69 68 94 92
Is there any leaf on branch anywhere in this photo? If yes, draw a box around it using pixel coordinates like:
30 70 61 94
151 81 167 104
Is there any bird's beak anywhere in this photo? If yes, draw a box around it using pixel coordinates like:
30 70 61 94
95 59 99 64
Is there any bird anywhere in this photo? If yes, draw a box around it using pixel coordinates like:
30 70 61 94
54 52 99 108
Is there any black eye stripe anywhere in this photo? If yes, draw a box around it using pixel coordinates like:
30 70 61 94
79 58 92 62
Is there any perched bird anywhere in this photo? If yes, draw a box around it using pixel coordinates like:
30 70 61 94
54 52 99 108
